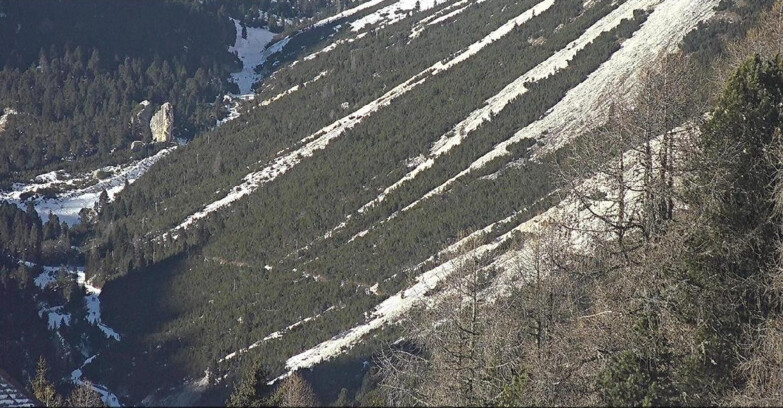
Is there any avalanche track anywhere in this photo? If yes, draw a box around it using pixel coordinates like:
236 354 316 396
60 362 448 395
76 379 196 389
166 0 555 236
406 0 718 211
356 0 662 217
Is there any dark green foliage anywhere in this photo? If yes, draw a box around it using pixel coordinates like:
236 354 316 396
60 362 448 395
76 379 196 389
600 350 675 407
0 0 236 180
673 55 783 398
600 314 677 407
0 262 58 391
499 372 530 407
0 201 74 265
681 0 776 64
85 1 660 400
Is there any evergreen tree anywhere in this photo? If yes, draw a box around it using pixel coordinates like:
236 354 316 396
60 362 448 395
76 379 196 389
677 54 783 400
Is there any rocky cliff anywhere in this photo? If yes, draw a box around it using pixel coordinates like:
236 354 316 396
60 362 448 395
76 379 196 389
150 103 173 143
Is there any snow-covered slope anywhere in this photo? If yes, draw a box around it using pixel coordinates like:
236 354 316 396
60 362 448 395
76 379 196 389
314 0 392 27
167 0 555 235
409 0 718 210
78 0 730 398
350 0 442 31
356 0 659 217
228 19 277 95
410 0 485 39
274 123 698 379
0 147 175 225
255 0 718 377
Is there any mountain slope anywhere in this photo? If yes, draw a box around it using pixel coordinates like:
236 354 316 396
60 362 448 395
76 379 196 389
75 0 729 403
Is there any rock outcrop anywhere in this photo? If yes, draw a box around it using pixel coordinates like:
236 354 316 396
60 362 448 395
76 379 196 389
132 101 154 125
0 108 17 134
150 102 174 143
131 101 154 141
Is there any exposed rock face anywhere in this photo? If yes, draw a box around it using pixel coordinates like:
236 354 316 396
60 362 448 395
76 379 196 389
150 102 174 143
0 108 18 133
132 101 153 125
131 101 154 141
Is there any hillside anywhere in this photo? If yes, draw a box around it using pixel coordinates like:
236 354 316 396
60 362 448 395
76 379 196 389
2 0 782 406
78 0 761 404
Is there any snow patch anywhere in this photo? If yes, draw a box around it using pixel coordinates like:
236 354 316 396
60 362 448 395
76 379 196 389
217 93 255 127
34 267 59 289
228 19 276 95
410 0 487 39
30 261 120 340
70 355 122 407
85 293 121 340
261 70 330 106
350 0 441 32
39 305 71 330
0 147 175 226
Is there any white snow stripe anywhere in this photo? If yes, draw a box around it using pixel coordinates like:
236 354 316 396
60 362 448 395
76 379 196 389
414 0 470 26
303 33 368 62
220 306 337 363
276 219 506 380
314 0 393 27
169 0 554 235
350 0 444 32
410 0 485 39
261 71 330 107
